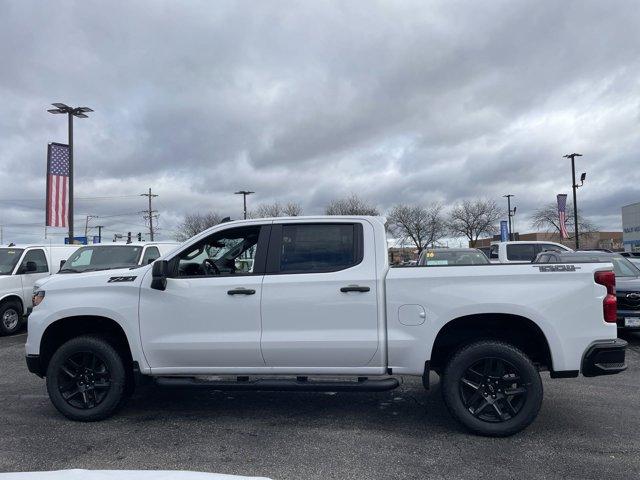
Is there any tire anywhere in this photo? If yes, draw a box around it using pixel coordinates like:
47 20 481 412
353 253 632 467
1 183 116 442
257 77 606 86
0 300 23 336
46 336 126 421
441 340 543 437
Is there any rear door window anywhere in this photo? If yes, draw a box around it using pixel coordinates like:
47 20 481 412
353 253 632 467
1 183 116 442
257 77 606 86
270 223 362 274
489 245 499 260
506 244 537 262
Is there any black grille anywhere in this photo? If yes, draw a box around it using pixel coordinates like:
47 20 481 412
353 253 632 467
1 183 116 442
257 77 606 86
617 291 640 311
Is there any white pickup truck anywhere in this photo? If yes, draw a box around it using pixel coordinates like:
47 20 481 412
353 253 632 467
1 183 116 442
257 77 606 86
25 216 627 436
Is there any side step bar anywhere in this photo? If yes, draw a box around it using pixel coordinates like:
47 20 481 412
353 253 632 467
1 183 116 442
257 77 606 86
155 376 400 392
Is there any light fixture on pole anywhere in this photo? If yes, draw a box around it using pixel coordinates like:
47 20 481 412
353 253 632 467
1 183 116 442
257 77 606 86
562 153 584 249
47 103 93 242
234 190 254 220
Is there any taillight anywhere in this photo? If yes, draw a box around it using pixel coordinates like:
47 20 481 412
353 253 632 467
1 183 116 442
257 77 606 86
595 270 617 323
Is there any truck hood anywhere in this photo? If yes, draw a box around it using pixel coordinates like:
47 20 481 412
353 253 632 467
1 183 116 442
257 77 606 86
37 266 150 292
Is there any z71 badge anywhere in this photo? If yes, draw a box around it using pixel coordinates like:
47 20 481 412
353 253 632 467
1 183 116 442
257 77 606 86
108 276 137 283
535 265 579 272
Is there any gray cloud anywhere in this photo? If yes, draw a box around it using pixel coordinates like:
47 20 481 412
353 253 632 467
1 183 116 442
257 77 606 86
1 0 639 242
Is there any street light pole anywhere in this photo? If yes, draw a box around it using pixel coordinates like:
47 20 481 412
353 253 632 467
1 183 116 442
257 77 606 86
503 194 515 241
234 190 254 219
563 153 583 249
47 103 93 243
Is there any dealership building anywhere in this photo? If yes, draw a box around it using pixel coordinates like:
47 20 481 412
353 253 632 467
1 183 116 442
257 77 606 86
622 201 640 252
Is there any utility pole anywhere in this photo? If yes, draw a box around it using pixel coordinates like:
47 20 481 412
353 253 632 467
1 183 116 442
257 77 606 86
563 153 584 249
140 188 158 241
502 194 515 241
96 225 104 243
84 215 98 238
234 190 254 219
47 103 93 243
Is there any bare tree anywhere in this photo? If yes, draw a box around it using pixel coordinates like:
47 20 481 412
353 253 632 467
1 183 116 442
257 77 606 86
325 194 379 216
530 202 598 241
448 199 502 247
387 203 447 254
251 201 303 218
174 212 224 241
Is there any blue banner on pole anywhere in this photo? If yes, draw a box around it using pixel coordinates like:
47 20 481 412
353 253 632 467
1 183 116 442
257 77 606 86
500 220 509 242
64 236 88 245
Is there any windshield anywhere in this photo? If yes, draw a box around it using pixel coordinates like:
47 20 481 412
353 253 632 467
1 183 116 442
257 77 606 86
418 250 489 266
0 248 24 275
612 255 640 277
60 245 143 273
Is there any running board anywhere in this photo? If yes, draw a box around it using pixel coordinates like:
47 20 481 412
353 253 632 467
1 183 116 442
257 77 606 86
155 376 400 392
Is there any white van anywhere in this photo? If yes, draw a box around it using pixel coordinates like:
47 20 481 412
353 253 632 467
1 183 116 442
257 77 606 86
488 241 572 264
0 244 81 335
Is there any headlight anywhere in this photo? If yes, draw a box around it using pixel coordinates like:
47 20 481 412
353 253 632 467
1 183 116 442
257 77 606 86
32 290 45 307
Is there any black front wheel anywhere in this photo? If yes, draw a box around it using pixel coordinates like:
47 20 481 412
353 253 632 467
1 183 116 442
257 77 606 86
441 340 543 437
46 336 126 421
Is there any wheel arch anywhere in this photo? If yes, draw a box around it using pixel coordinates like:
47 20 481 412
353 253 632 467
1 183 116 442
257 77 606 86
0 294 25 314
39 315 134 376
429 313 553 373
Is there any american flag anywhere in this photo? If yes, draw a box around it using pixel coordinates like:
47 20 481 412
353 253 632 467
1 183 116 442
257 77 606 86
46 143 70 227
557 194 569 239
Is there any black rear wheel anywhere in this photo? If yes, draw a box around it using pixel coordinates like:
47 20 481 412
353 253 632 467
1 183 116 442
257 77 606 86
46 336 126 421
442 341 543 437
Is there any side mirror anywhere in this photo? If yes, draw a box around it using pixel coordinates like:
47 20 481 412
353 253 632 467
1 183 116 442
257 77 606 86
23 261 38 273
151 260 169 291
147 258 156 265
60 259 66 269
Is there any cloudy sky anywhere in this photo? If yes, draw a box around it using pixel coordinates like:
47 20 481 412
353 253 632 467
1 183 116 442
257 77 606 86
1 0 639 244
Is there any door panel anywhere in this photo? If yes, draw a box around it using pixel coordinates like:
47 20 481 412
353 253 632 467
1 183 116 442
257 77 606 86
139 224 269 370
260 221 379 368
139 275 264 368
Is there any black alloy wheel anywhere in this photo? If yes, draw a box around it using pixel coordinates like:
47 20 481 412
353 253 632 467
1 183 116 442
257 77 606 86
441 340 543 437
459 357 527 422
57 352 112 410
46 336 126 421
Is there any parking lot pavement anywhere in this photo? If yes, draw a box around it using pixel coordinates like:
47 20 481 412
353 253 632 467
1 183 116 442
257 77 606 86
1 333 639 480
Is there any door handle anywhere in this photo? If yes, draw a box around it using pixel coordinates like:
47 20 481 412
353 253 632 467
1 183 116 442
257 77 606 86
227 288 256 295
340 285 370 293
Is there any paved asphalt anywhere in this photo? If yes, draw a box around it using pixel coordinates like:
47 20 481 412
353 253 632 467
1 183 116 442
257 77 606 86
1 331 639 479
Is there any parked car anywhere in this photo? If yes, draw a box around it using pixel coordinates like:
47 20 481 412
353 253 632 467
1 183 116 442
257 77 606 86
26 216 626 437
534 251 640 330
488 241 572 263
0 244 81 335
418 248 489 266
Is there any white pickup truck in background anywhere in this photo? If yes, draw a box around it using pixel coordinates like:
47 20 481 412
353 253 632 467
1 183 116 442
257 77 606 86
488 241 572 263
25 216 627 436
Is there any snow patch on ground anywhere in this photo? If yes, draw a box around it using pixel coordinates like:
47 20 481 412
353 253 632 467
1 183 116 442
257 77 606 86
0 470 272 480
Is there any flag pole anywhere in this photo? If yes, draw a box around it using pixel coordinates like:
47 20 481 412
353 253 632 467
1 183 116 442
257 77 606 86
68 111 74 243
